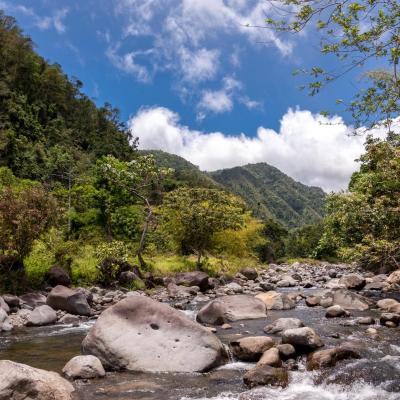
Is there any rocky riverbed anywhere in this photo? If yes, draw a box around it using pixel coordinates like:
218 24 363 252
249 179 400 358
1 262 400 399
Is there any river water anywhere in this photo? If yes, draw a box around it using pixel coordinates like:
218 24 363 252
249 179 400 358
1 291 400 400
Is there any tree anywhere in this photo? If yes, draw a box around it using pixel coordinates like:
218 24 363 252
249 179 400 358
96 155 170 268
162 188 245 265
316 137 400 271
265 0 400 134
285 222 324 259
255 219 288 262
0 186 57 264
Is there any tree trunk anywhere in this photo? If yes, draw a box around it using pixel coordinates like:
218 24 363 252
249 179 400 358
137 198 152 269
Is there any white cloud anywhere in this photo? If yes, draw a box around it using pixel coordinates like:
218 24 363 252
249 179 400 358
0 2 69 34
106 44 151 83
199 90 233 114
128 106 385 192
179 48 220 83
112 0 293 86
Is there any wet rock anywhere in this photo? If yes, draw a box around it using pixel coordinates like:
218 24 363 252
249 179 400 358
240 268 258 281
0 308 12 332
26 305 57 326
339 274 366 290
175 271 210 292
366 327 378 335
62 355 105 380
277 344 296 360
260 282 275 291
2 294 20 308
230 336 275 361
307 344 360 370
264 318 304 334
47 266 71 287
243 365 288 388
364 282 385 291
0 360 74 399
320 297 334 308
282 327 324 351
221 323 232 330
305 296 320 307
356 316 375 325
59 313 80 325
257 348 281 367
380 313 400 327
321 289 370 311
196 295 266 325
377 298 400 314
19 292 47 309
325 305 349 318
82 296 227 372
255 291 295 310
47 285 91 316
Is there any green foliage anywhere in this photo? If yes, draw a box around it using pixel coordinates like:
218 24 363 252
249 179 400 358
317 137 400 271
162 188 245 264
210 163 325 228
95 241 129 263
0 185 58 261
285 222 324 259
70 245 99 285
265 0 400 133
255 219 288 263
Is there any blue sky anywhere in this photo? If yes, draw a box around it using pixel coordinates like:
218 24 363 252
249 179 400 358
1 0 379 191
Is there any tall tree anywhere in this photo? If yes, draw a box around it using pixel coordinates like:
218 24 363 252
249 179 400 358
162 188 245 265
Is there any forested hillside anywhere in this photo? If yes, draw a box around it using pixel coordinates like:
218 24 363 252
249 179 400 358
210 163 326 228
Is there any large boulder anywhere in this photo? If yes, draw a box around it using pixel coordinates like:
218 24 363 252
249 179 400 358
19 292 46 309
257 348 282 367
196 295 266 325
82 296 227 372
47 266 71 287
264 318 304 334
321 289 370 311
243 365 288 388
307 344 360 370
46 285 91 316
325 305 349 318
230 336 274 361
339 274 366 290
255 291 295 310
281 327 324 351
240 268 258 281
2 294 20 308
175 271 210 292
62 355 105 380
26 305 57 327
0 360 74 400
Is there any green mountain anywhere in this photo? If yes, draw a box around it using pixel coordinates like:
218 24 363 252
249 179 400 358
141 151 326 228
140 150 219 190
210 163 326 228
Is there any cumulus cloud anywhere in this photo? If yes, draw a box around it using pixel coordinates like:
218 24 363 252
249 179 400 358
128 106 379 192
179 48 220 83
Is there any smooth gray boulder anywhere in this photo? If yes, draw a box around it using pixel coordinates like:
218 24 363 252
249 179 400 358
264 318 304 334
243 365 288 388
321 289 370 311
19 292 47 309
0 360 74 400
26 305 57 326
82 296 227 372
196 295 266 325
339 274 366 290
62 355 105 380
255 291 295 310
230 336 274 361
175 271 210 292
46 285 91 316
282 327 324 351
325 305 349 318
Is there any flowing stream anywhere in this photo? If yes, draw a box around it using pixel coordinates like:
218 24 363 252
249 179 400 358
1 290 400 400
